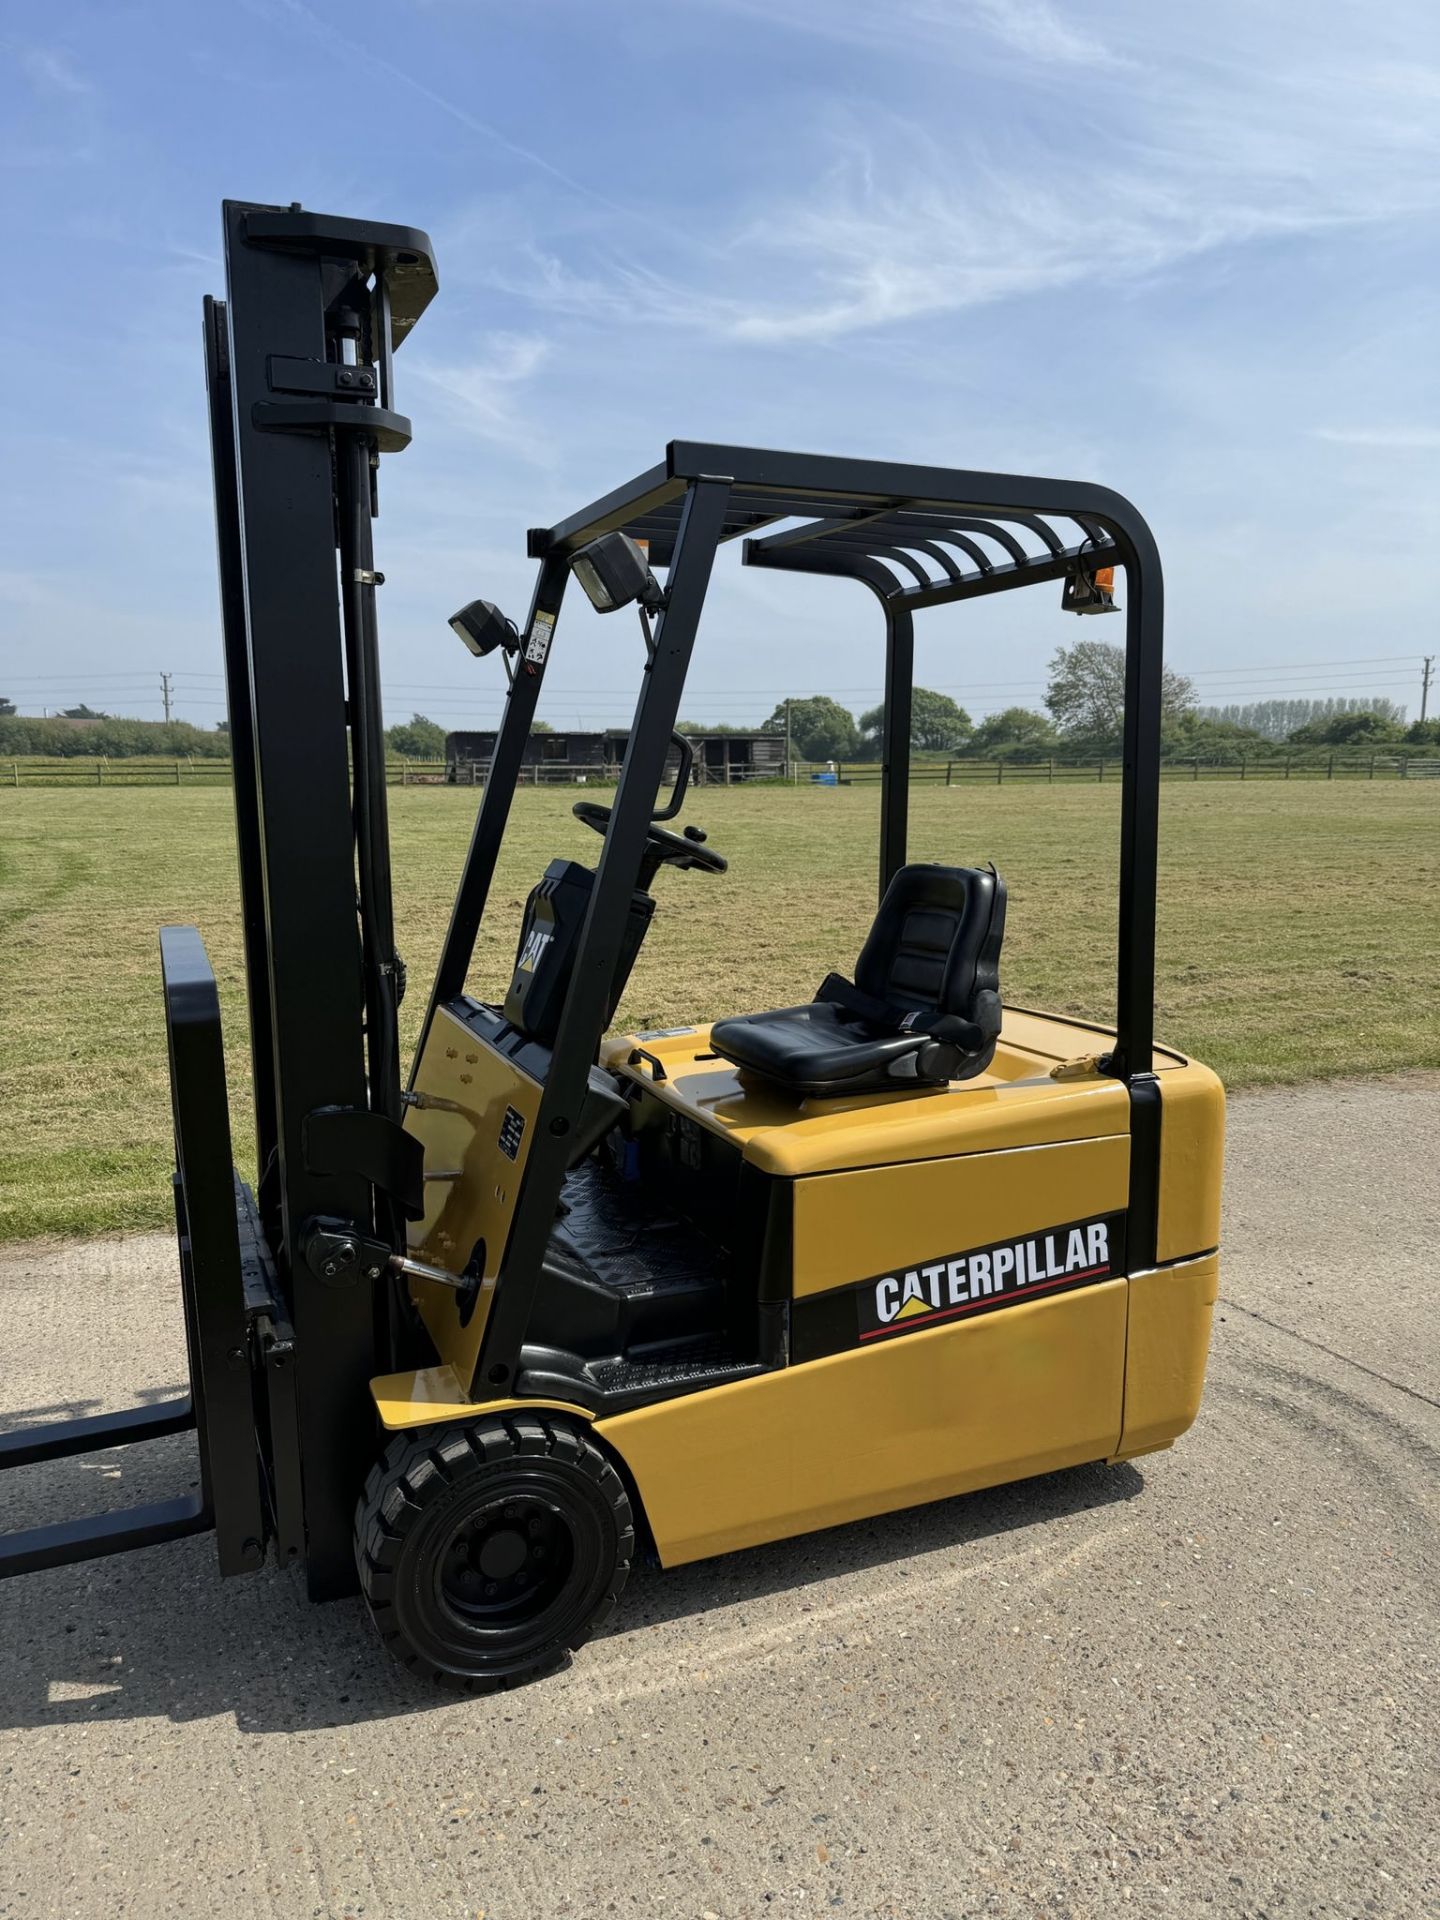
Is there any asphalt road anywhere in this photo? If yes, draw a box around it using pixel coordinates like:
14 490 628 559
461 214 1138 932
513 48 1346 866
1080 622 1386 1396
1 1076 1436 1920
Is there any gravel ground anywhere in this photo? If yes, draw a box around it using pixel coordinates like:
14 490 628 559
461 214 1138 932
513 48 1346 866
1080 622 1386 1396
0 1075 1436 1920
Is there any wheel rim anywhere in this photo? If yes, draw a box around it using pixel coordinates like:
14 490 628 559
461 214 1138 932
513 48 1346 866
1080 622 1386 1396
435 1495 576 1631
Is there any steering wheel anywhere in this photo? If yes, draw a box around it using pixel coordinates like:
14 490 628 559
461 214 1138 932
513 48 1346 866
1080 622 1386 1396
572 800 728 875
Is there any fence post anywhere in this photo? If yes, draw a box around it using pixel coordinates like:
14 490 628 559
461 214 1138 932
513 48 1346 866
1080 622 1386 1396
1284 757 1290 780
1097 760 1104 784
1048 756 1054 784
10 761 17 789
175 759 181 785
1240 755 1246 782
1327 754 1334 781
1401 756 1409 779
97 760 103 785
996 758 1003 785
946 760 953 787
1369 754 1375 780
1193 757 1199 781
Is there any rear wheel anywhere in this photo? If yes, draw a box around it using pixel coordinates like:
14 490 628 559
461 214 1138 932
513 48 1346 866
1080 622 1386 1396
355 1414 633 1690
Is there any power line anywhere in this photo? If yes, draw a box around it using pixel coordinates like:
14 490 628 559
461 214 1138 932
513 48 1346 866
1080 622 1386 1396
370 654 1427 699
5 653 1422 698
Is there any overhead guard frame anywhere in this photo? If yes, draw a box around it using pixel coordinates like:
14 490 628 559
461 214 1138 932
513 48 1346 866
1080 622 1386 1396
429 440 1164 1398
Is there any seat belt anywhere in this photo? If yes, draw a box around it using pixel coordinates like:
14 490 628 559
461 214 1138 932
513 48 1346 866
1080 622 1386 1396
814 973 988 1054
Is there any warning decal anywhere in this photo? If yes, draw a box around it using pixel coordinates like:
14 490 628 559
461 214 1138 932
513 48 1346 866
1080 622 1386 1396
525 611 555 666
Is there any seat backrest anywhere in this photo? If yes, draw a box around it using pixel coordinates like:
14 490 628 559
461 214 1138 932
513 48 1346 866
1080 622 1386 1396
853 863 1006 1018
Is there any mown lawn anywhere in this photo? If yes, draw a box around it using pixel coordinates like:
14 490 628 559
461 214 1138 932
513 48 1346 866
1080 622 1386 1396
1 781 1435 1240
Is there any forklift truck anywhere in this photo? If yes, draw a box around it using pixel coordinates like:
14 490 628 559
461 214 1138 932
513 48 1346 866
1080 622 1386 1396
0 202 1223 1691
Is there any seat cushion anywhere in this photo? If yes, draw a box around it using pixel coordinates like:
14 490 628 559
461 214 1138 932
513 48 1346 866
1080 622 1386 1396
855 863 1004 1015
709 1003 936 1097
709 863 1006 1098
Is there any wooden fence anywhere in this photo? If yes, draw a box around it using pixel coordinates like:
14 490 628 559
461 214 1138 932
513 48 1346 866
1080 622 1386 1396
5 751 1438 790
836 752 1440 785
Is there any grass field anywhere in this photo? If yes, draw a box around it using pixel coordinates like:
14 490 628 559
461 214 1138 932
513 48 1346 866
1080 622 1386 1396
1 782 1436 1241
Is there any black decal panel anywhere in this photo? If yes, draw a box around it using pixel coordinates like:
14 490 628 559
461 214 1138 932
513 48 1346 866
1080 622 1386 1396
498 1105 526 1162
791 1211 1127 1363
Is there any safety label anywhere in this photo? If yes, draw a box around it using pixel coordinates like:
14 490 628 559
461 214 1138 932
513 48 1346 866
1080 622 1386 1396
498 1105 526 1161
525 611 555 665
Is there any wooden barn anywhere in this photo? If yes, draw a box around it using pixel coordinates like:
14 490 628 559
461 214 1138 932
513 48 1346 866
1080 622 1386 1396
444 728 787 784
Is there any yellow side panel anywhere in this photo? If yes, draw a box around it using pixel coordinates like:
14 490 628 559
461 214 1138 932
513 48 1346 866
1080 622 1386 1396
1155 1065 1226 1265
402 1006 543 1389
1113 1252 1219 1459
598 1280 1127 1565
791 1134 1129 1298
370 1367 594 1432
601 1025 1133 1176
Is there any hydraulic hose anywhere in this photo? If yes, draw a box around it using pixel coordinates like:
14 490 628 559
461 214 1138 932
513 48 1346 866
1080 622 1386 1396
336 430 404 1164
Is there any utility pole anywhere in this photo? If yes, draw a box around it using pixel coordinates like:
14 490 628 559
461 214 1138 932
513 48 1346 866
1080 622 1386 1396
160 672 174 722
784 697 792 781
1422 655 1434 725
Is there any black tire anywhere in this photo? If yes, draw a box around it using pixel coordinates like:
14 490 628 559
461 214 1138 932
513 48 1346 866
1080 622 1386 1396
355 1414 633 1691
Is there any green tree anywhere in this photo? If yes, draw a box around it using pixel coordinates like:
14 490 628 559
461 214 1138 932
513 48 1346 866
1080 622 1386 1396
0 696 15 717
968 706 1057 759
61 702 108 720
858 686 972 753
761 696 859 762
1164 713 1269 760
0 715 231 757
1404 718 1440 747
1199 696 1405 741
1288 710 1403 747
385 712 447 758
1045 641 1193 752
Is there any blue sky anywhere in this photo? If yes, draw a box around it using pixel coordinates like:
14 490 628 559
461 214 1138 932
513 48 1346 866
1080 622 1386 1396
2 0 1437 735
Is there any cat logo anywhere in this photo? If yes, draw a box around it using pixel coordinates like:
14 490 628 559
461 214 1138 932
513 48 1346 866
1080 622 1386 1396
855 1213 1125 1343
516 925 552 974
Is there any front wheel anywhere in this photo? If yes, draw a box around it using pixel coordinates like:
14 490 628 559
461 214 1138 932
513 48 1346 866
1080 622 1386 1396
355 1414 633 1690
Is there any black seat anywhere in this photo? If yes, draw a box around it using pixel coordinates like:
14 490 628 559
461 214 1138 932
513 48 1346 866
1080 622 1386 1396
709 864 1006 1097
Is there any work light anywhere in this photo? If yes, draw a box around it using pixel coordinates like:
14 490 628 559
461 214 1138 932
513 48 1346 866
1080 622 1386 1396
449 598 519 657
1061 567 1119 615
570 532 663 613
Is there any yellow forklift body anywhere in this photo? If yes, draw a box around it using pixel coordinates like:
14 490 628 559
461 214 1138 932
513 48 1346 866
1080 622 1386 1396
375 1008 1222 1567
597 1278 1130 1563
597 1251 1219 1566
401 1005 544 1382
605 1009 1138 1177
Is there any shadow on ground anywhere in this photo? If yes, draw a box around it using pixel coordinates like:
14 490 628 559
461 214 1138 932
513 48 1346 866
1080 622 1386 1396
0 1448 1142 1736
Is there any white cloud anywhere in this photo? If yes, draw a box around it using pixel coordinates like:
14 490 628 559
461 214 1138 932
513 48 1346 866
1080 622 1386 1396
702 0 1124 70
408 334 554 462
1312 426 1440 450
18 46 93 97
485 4 1440 347
965 0 1126 68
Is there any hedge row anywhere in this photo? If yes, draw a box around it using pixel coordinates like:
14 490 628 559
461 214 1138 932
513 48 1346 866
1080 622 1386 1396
0 717 231 758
